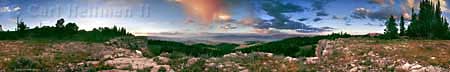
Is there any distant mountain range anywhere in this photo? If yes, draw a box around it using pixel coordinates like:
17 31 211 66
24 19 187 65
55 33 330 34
146 33 313 44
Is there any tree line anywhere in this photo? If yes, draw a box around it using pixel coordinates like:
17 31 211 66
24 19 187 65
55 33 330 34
384 0 450 39
238 32 352 57
0 18 133 42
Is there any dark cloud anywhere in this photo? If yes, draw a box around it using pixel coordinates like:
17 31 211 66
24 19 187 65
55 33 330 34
261 0 307 13
255 0 332 33
298 18 309 21
308 0 336 11
255 20 307 29
368 7 401 20
296 27 334 33
331 15 353 26
254 20 334 33
350 7 401 20
320 26 335 30
313 18 323 22
316 11 329 16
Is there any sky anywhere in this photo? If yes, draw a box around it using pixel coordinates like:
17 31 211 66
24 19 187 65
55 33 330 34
0 0 449 42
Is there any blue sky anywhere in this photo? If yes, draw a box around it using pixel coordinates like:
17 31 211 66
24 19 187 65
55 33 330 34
0 0 449 36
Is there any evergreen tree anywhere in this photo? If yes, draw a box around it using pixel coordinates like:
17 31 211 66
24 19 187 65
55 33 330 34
0 24 3 31
65 23 79 31
384 16 399 39
399 15 406 36
416 0 433 38
15 17 27 31
56 18 65 28
16 21 28 31
432 1 449 39
407 9 418 36
406 0 449 39
444 18 450 35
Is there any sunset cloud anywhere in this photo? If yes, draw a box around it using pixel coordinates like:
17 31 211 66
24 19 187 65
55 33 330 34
174 0 229 24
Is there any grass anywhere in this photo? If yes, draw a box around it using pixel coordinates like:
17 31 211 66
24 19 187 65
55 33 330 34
324 38 450 69
87 64 115 72
360 59 373 66
0 40 113 71
7 57 44 72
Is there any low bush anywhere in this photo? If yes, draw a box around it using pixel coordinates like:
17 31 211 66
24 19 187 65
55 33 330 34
7 57 43 72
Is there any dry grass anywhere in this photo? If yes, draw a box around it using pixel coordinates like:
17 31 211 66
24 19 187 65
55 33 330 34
320 38 450 71
0 41 113 71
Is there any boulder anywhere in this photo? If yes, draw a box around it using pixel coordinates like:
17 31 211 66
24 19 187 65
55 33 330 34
104 57 156 70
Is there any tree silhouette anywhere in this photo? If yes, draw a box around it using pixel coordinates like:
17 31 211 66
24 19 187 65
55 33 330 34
406 0 449 39
65 23 79 32
383 16 399 39
406 9 418 36
16 21 28 32
0 18 133 42
56 18 65 28
0 24 3 31
399 15 406 36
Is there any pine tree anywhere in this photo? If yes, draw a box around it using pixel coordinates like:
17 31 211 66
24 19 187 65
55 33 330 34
16 17 28 31
65 23 79 32
432 1 449 39
407 9 418 36
56 18 65 28
444 18 449 31
416 0 433 38
399 15 406 36
0 24 3 31
384 16 399 39
16 22 28 31
406 0 449 39
444 19 450 38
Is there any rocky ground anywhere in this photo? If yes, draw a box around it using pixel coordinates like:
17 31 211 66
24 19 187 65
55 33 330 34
0 37 449 72
314 38 450 72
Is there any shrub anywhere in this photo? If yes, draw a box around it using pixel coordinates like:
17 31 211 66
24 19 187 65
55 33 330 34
7 57 43 71
86 65 115 72
180 60 205 72
295 46 316 57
